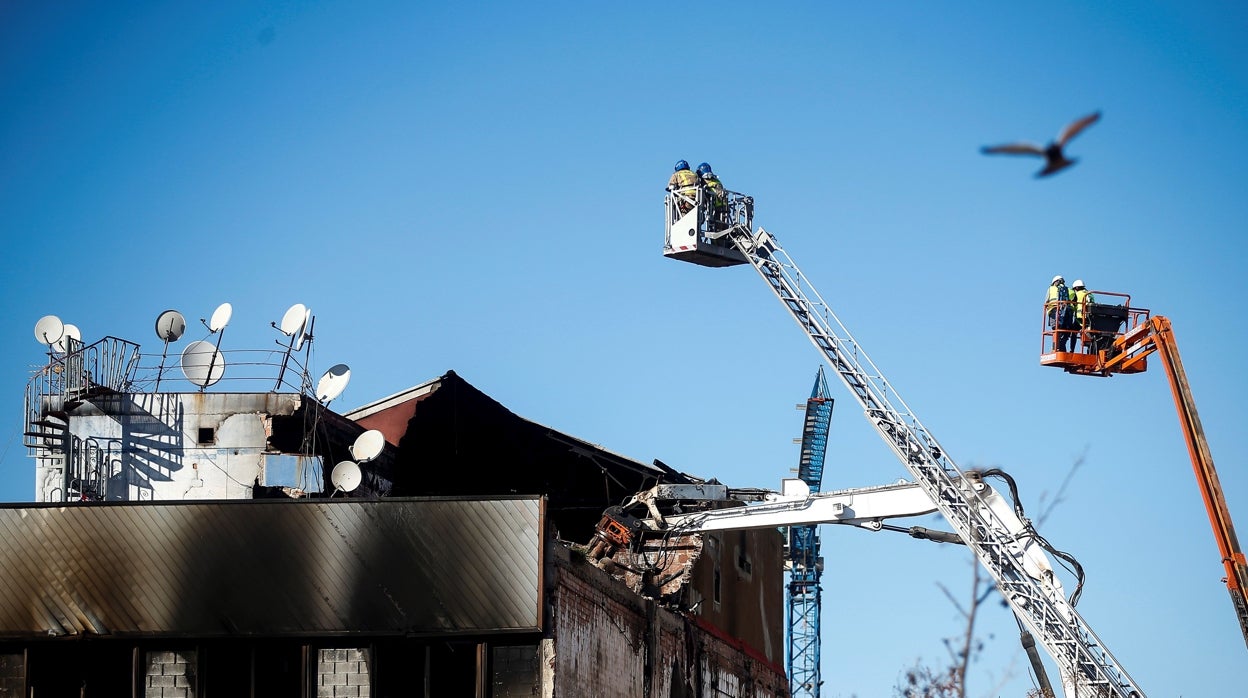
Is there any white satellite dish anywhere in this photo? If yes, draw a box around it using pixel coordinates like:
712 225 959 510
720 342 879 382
208 302 233 333
279 303 307 337
293 307 312 351
181 340 226 387
34 315 64 345
331 460 362 493
155 310 187 342
53 323 82 353
350 430 385 463
316 363 351 402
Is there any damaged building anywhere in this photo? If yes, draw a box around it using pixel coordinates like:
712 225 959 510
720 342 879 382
5 320 790 697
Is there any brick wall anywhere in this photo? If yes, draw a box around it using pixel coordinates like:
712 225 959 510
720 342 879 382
144 650 196 698
550 548 788 698
317 648 370 698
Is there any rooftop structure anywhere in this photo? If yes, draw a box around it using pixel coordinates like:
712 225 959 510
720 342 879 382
7 307 790 697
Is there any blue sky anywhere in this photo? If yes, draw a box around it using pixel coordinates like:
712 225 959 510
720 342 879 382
2 2 1246 696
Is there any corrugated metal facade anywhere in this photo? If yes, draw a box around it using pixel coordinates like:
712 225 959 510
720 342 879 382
0 497 542 639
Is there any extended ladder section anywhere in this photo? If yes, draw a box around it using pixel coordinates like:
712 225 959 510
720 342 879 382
720 226 1145 698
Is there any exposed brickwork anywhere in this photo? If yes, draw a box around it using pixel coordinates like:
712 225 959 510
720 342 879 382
317 647 371 698
602 526 785 667
144 649 196 698
550 547 788 698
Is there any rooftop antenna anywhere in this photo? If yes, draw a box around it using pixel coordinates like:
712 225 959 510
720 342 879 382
350 430 385 463
205 302 233 334
316 363 351 405
294 306 312 352
329 460 362 497
153 309 187 393
52 323 82 354
272 303 308 391
295 311 316 392
327 430 380 498
33 315 65 354
180 340 226 391
199 302 231 390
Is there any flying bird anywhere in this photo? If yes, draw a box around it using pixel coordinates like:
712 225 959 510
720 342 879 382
981 111 1102 177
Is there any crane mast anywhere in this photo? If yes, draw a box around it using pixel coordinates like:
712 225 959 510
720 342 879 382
787 368 833 698
662 187 1145 698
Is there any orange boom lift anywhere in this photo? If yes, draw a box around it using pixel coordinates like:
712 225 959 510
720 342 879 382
1042 293 1248 650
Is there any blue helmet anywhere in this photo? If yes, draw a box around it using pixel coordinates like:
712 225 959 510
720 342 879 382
674 160 690 172
696 162 713 176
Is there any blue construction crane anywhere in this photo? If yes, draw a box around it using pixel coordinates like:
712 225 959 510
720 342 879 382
787 367 833 698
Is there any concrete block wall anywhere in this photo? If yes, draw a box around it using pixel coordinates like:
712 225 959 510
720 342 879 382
317 648 370 698
144 650 197 698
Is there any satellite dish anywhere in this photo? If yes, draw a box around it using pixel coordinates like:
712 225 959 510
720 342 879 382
316 363 351 402
350 430 385 463
331 460 362 493
208 302 233 333
155 310 187 342
293 307 312 351
34 315 64 345
279 303 307 337
54 323 82 353
181 340 226 387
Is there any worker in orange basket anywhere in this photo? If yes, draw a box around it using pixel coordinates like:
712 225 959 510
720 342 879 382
696 162 727 228
667 160 700 214
1070 279 1096 352
1045 275 1074 352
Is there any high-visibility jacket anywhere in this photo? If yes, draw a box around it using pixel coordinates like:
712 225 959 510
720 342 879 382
1073 288 1095 322
702 174 726 208
1046 283 1073 327
1045 283 1069 306
668 168 699 193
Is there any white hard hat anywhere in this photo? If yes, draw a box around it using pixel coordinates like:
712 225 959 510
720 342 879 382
1072 279 1085 288
1051 275 1064 284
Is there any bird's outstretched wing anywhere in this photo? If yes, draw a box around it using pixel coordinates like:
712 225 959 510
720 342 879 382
1055 111 1101 146
981 143 1046 157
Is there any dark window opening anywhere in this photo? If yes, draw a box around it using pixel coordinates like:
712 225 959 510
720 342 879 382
737 531 752 575
26 640 133 698
198 427 215 444
375 638 482 697
492 644 539 698
253 643 303 698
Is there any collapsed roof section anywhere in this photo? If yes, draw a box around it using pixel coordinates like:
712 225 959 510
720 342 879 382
342 370 695 541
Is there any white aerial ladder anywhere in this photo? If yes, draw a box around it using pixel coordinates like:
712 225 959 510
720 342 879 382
656 186 1145 698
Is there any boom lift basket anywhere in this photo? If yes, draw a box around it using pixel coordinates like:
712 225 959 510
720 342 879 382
1040 291 1150 375
663 186 753 267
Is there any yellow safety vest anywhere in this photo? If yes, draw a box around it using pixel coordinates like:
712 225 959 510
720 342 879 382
702 174 726 208
1073 289 1095 321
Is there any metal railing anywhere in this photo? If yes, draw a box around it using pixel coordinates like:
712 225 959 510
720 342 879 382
24 341 318 452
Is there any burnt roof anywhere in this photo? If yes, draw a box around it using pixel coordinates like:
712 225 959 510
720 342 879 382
345 370 692 541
